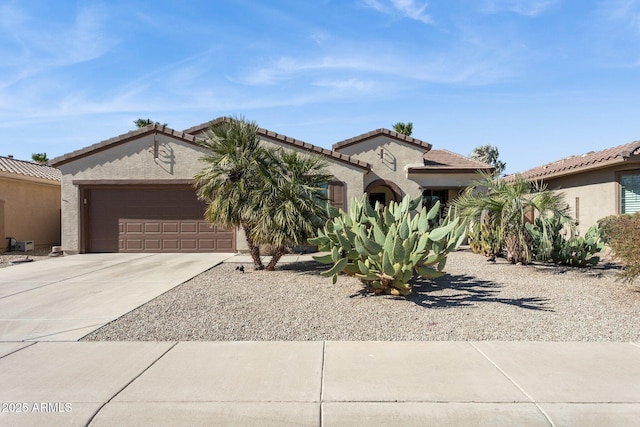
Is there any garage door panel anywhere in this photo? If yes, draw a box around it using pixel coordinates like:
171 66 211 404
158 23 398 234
180 223 197 233
87 187 236 253
162 223 179 233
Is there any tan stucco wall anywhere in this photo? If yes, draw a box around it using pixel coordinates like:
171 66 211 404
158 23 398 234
542 166 637 234
58 134 208 253
0 173 61 251
261 137 366 212
408 172 483 190
335 136 426 199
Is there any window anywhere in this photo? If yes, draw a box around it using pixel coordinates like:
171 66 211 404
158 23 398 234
621 173 640 213
422 189 448 222
328 181 345 211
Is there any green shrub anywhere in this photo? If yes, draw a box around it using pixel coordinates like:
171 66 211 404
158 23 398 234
309 194 466 296
468 216 502 257
526 216 604 268
551 224 604 268
598 213 640 283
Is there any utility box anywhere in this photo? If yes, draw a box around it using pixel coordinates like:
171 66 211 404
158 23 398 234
16 241 34 252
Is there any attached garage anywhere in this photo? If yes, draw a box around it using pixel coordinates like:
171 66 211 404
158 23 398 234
83 186 235 253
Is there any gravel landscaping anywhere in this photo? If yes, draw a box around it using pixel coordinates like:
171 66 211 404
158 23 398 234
82 248 640 342
0 248 53 268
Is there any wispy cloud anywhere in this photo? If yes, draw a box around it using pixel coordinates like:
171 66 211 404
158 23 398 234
480 0 559 16
362 0 433 24
599 0 640 33
0 3 116 89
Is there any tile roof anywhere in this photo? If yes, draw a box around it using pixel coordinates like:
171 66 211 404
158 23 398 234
185 117 371 170
0 156 61 181
413 149 494 172
507 140 640 181
332 128 432 152
51 124 200 167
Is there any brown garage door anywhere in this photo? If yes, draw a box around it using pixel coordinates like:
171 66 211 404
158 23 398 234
86 187 235 253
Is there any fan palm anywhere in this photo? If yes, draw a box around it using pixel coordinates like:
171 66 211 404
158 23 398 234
454 172 571 264
249 149 332 270
193 117 268 270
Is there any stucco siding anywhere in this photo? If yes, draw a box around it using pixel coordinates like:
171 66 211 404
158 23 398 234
260 137 366 211
336 135 425 200
58 135 207 253
408 172 482 190
0 175 60 251
544 168 618 233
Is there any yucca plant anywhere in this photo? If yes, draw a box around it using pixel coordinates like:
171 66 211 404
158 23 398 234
309 194 466 296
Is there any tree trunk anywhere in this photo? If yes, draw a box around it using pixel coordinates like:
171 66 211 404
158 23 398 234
266 245 287 271
243 225 264 270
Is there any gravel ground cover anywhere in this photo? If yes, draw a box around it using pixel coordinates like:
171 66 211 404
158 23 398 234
0 248 53 268
83 248 640 342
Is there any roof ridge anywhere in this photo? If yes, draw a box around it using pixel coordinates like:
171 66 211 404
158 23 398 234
0 155 61 181
511 139 640 181
51 125 200 167
332 128 432 151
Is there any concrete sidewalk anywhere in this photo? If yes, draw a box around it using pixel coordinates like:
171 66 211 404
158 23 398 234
1 341 639 426
0 253 234 341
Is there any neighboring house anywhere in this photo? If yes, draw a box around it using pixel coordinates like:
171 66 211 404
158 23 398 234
51 118 492 254
508 141 640 233
0 156 61 252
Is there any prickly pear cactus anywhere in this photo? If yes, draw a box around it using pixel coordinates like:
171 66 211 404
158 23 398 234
309 194 466 296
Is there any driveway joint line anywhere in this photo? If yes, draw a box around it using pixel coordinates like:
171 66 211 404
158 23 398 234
468 342 556 427
630 342 640 350
85 341 179 427
0 341 37 360
320 341 326 427
0 253 159 300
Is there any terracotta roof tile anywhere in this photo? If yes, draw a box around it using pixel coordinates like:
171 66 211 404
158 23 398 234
185 117 371 170
507 140 640 181
332 128 432 152
51 124 200 167
405 150 493 174
0 156 61 181
422 149 493 170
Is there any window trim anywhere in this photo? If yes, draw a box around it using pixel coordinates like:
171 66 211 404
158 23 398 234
616 169 640 214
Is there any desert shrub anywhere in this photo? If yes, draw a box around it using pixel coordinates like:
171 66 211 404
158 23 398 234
599 213 640 282
527 216 604 267
309 194 466 296
468 216 502 257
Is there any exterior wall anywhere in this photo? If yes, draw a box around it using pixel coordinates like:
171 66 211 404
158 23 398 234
543 167 623 234
261 137 366 210
0 173 61 251
408 172 482 190
58 134 207 253
335 136 425 199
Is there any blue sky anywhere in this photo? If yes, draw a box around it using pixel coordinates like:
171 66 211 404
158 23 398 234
1 0 639 174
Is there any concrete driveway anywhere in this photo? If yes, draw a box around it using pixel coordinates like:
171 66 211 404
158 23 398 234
0 253 234 341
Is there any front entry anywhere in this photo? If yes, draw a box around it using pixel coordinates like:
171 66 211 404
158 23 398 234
364 179 403 208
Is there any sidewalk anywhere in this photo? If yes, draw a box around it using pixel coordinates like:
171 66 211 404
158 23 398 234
1 341 639 426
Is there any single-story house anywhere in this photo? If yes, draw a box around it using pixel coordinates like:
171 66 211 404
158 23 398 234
51 118 492 254
0 155 61 252
508 140 640 233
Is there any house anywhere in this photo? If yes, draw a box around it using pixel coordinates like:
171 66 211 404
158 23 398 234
508 141 640 232
51 118 492 254
0 156 61 252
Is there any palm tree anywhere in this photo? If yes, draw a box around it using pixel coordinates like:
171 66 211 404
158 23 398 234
249 149 332 270
194 117 268 270
134 118 167 128
454 172 571 264
392 121 413 136
31 153 49 165
470 144 506 175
